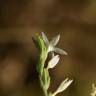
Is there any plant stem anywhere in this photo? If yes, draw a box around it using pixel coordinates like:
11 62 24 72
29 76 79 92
39 51 49 96
39 77 48 96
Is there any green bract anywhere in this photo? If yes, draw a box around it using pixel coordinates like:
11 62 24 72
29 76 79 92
33 35 47 74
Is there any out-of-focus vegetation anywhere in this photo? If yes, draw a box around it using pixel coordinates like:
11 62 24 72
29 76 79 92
0 0 96 96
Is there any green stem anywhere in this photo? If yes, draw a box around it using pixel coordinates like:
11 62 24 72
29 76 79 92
39 52 49 96
39 77 48 96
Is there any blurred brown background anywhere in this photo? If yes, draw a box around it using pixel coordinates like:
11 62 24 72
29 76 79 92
0 0 96 96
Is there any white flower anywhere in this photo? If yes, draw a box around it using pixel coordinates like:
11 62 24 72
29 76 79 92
41 32 68 55
47 55 60 69
91 84 96 96
52 78 73 96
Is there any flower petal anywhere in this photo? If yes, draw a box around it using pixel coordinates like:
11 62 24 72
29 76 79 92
50 34 60 46
57 78 73 92
47 55 60 69
41 32 49 46
54 48 68 55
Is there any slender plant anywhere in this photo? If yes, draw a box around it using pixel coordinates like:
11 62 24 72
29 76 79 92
33 32 73 96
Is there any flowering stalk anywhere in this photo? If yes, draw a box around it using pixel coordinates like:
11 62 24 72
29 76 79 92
33 32 73 96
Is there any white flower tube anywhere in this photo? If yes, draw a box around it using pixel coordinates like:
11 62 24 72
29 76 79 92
47 55 60 69
52 78 73 96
